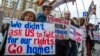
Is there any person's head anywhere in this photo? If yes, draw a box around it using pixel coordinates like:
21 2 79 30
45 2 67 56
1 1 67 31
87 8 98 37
80 17 87 26
73 17 79 22
64 11 71 20
42 5 52 16
72 17 79 25
21 9 36 22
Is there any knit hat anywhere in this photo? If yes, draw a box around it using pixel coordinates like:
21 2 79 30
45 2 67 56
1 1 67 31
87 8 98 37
22 8 36 15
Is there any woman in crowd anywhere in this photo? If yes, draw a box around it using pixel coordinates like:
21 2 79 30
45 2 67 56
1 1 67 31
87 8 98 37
20 8 36 21
0 8 36 55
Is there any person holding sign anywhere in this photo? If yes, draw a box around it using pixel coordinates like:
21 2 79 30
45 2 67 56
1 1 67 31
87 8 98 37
64 11 71 20
20 8 36 22
0 8 36 55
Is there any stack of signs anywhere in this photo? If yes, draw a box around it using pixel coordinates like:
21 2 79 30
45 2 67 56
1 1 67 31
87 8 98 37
5 20 55 55
47 15 70 39
69 25 82 43
93 31 100 40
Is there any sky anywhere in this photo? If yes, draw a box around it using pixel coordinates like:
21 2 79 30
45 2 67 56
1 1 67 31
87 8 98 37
54 0 100 24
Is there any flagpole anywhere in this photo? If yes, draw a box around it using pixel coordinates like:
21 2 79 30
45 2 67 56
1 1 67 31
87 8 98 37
75 1 80 26
65 3 69 12
95 5 98 25
81 0 87 56
95 14 98 25
82 0 86 12
58 6 63 18
10 0 19 19
75 1 80 56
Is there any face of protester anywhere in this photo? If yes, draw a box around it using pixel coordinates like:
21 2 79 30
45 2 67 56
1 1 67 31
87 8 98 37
64 12 71 20
44 8 52 15
24 12 35 21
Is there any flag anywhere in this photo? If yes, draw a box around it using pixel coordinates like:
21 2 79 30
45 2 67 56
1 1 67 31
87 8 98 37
88 1 96 15
92 5 96 15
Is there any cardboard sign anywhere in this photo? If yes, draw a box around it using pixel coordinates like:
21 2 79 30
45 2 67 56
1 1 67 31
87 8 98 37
69 25 82 43
47 15 70 39
5 20 55 55
81 26 87 40
93 31 100 40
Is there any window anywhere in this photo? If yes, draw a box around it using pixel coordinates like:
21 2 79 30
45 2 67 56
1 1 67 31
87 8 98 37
31 0 33 2
6 0 8 3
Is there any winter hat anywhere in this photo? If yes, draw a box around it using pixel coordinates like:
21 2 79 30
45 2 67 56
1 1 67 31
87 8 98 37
21 8 36 21
22 8 36 15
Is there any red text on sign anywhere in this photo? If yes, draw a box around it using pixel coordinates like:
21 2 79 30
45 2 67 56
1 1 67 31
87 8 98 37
8 29 22 36
25 29 34 37
8 44 23 54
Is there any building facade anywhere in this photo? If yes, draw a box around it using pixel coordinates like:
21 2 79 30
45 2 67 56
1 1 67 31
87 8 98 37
0 0 59 18
0 0 38 18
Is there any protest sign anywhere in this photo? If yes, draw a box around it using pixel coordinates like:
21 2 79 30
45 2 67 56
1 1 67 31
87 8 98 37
47 15 70 39
5 20 55 55
81 26 87 40
69 25 82 43
93 31 100 40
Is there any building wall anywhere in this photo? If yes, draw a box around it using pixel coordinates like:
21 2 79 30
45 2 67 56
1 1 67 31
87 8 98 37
0 0 36 18
0 0 60 18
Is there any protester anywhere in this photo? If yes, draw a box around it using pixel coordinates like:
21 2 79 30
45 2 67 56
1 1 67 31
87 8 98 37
56 11 80 56
86 23 96 56
56 11 71 56
80 17 88 56
80 17 87 26
89 23 100 56
20 8 36 21
0 8 36 55
64 11 71 20
36 5 52 22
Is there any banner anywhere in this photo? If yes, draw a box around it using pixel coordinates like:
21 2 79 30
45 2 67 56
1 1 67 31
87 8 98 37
47 15 70 39
69 25 82 43
5 20 55 55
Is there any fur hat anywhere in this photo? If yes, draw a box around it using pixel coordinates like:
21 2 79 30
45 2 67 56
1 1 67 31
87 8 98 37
21 8 36 21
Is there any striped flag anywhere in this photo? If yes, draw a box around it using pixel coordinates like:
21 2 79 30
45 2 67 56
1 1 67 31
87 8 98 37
88 1 96 15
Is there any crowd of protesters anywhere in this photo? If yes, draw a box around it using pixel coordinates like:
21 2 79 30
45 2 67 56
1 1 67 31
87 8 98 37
0 5 100 56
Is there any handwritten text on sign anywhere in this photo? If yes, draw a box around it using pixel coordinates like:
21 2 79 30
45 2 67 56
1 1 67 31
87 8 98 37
93 31 100 40
69 25 82 43
5 20 55 55
47 15 70 39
